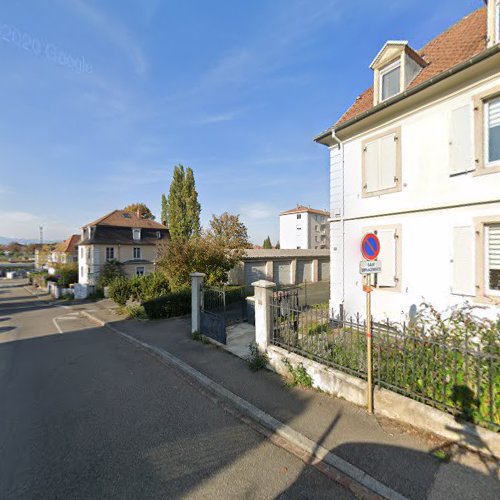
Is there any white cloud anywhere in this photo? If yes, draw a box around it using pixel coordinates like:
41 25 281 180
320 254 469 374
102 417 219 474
66 0 148 76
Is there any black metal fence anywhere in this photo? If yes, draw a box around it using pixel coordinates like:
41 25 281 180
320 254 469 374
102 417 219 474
271 291 500 431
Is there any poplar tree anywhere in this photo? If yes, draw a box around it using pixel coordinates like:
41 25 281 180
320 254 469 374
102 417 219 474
166 165 201 241
263 236 272 249
161 193 168 226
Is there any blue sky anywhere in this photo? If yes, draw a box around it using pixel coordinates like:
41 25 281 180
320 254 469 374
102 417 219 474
0 0 482 244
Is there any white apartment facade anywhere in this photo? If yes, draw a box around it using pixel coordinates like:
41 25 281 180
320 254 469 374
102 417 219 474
279 205 330 250
315 3 500 320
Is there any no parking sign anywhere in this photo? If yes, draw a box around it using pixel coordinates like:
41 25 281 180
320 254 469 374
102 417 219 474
361 233 380 261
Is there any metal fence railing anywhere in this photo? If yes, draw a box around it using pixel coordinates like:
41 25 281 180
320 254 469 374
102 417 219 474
271 291 500 431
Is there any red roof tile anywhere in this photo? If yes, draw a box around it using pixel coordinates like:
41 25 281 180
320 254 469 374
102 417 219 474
54 234 80 254
84 210 168 230
280 205 329 216
335 7 487 128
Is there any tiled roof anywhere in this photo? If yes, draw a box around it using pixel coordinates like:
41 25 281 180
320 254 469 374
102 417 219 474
54 234 80 254
280 205 329 216
335 7 487 129
84 210 168 230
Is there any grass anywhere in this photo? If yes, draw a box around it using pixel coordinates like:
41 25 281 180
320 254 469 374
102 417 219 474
247 343 268 372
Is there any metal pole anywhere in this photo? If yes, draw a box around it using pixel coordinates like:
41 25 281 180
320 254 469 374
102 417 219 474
366 275 373 414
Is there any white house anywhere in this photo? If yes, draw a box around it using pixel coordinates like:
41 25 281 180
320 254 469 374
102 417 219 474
315 2 500 320
279 205 330 250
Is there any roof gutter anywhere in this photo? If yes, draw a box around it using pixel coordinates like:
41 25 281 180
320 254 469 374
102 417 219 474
315 43 500 142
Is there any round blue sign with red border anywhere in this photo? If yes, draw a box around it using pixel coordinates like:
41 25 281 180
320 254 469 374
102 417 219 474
361 233 380 261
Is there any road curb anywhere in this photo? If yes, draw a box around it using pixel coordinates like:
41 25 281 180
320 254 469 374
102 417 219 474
80 310 407 500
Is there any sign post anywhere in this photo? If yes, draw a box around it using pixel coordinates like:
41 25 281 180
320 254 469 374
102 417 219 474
360 233 381 415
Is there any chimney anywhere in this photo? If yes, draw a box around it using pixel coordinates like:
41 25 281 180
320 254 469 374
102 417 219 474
487 0 499 48
136 208 141 219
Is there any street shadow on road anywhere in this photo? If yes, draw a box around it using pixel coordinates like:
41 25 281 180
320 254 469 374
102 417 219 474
2 314 499 500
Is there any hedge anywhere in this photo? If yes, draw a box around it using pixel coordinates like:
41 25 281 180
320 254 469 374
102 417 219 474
142 288 191 319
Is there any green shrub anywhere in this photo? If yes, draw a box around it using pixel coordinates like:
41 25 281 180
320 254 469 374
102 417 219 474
130 272 170 302
124 304 147 319
247 343 268 372
108 277 132 306
57 264 78 287
97 260 126 288
142 287 191 319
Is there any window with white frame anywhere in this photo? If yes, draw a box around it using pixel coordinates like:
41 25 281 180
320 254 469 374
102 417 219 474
133 228 141 241
105 247 114 261
136 266 145 277
362 128 401 196
486 96 500 166
485 224 500 296
133 247 141 259
380 61 401 101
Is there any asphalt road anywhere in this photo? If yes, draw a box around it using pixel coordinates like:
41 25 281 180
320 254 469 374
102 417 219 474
0 280 353 499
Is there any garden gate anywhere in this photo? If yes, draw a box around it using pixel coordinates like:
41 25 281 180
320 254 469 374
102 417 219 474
200 285 227 344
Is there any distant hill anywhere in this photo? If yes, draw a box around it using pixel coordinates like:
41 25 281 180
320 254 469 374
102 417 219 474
0 236 42 245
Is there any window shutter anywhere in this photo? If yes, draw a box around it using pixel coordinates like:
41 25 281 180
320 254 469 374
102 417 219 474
487 98 500 163
450 226 475 296
488 224 500 271
449 105 472 174
379 133 397 189
377 228 397 287
364 140 379 192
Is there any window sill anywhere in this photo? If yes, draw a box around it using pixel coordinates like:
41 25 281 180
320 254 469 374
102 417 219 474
362 185 402 198
473 163 500 176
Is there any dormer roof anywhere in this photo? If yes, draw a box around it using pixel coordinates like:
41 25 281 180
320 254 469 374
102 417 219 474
327 7 488 132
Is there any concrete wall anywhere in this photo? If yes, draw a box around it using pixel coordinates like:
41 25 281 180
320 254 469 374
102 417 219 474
267 346 500 458
330 66 500 320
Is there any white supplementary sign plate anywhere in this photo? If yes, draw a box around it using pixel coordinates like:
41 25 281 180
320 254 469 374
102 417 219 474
360 260 382 274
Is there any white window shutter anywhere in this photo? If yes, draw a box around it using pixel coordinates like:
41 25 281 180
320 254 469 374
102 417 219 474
450 226 475 296
379 133 397 189
364 141 379 192
377 228 397 287
449 105 472 174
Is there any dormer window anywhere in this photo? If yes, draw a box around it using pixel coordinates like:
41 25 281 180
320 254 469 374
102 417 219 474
133 228 141 241
370 41 426 106
380 61 401 102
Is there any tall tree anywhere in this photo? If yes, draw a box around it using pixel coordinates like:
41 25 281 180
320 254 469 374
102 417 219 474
167 165 201 241
263 236 272 249
208 212 250 250
275 240 280 249
184 167 201 238
161 193 168 226
123 203 155 220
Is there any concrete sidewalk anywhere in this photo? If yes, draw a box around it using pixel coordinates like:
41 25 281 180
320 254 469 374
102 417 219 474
80 301 499 500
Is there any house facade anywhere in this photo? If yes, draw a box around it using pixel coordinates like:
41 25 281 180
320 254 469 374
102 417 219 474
315 3 500 320
78 210 169 289
279 205 330 249
47 234 80 274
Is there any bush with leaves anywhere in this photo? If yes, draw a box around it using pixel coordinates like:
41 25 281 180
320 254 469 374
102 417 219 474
56 263 78 287
108 277 132 306
142 288 191 319
97 260 126 289
130 272 170 302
